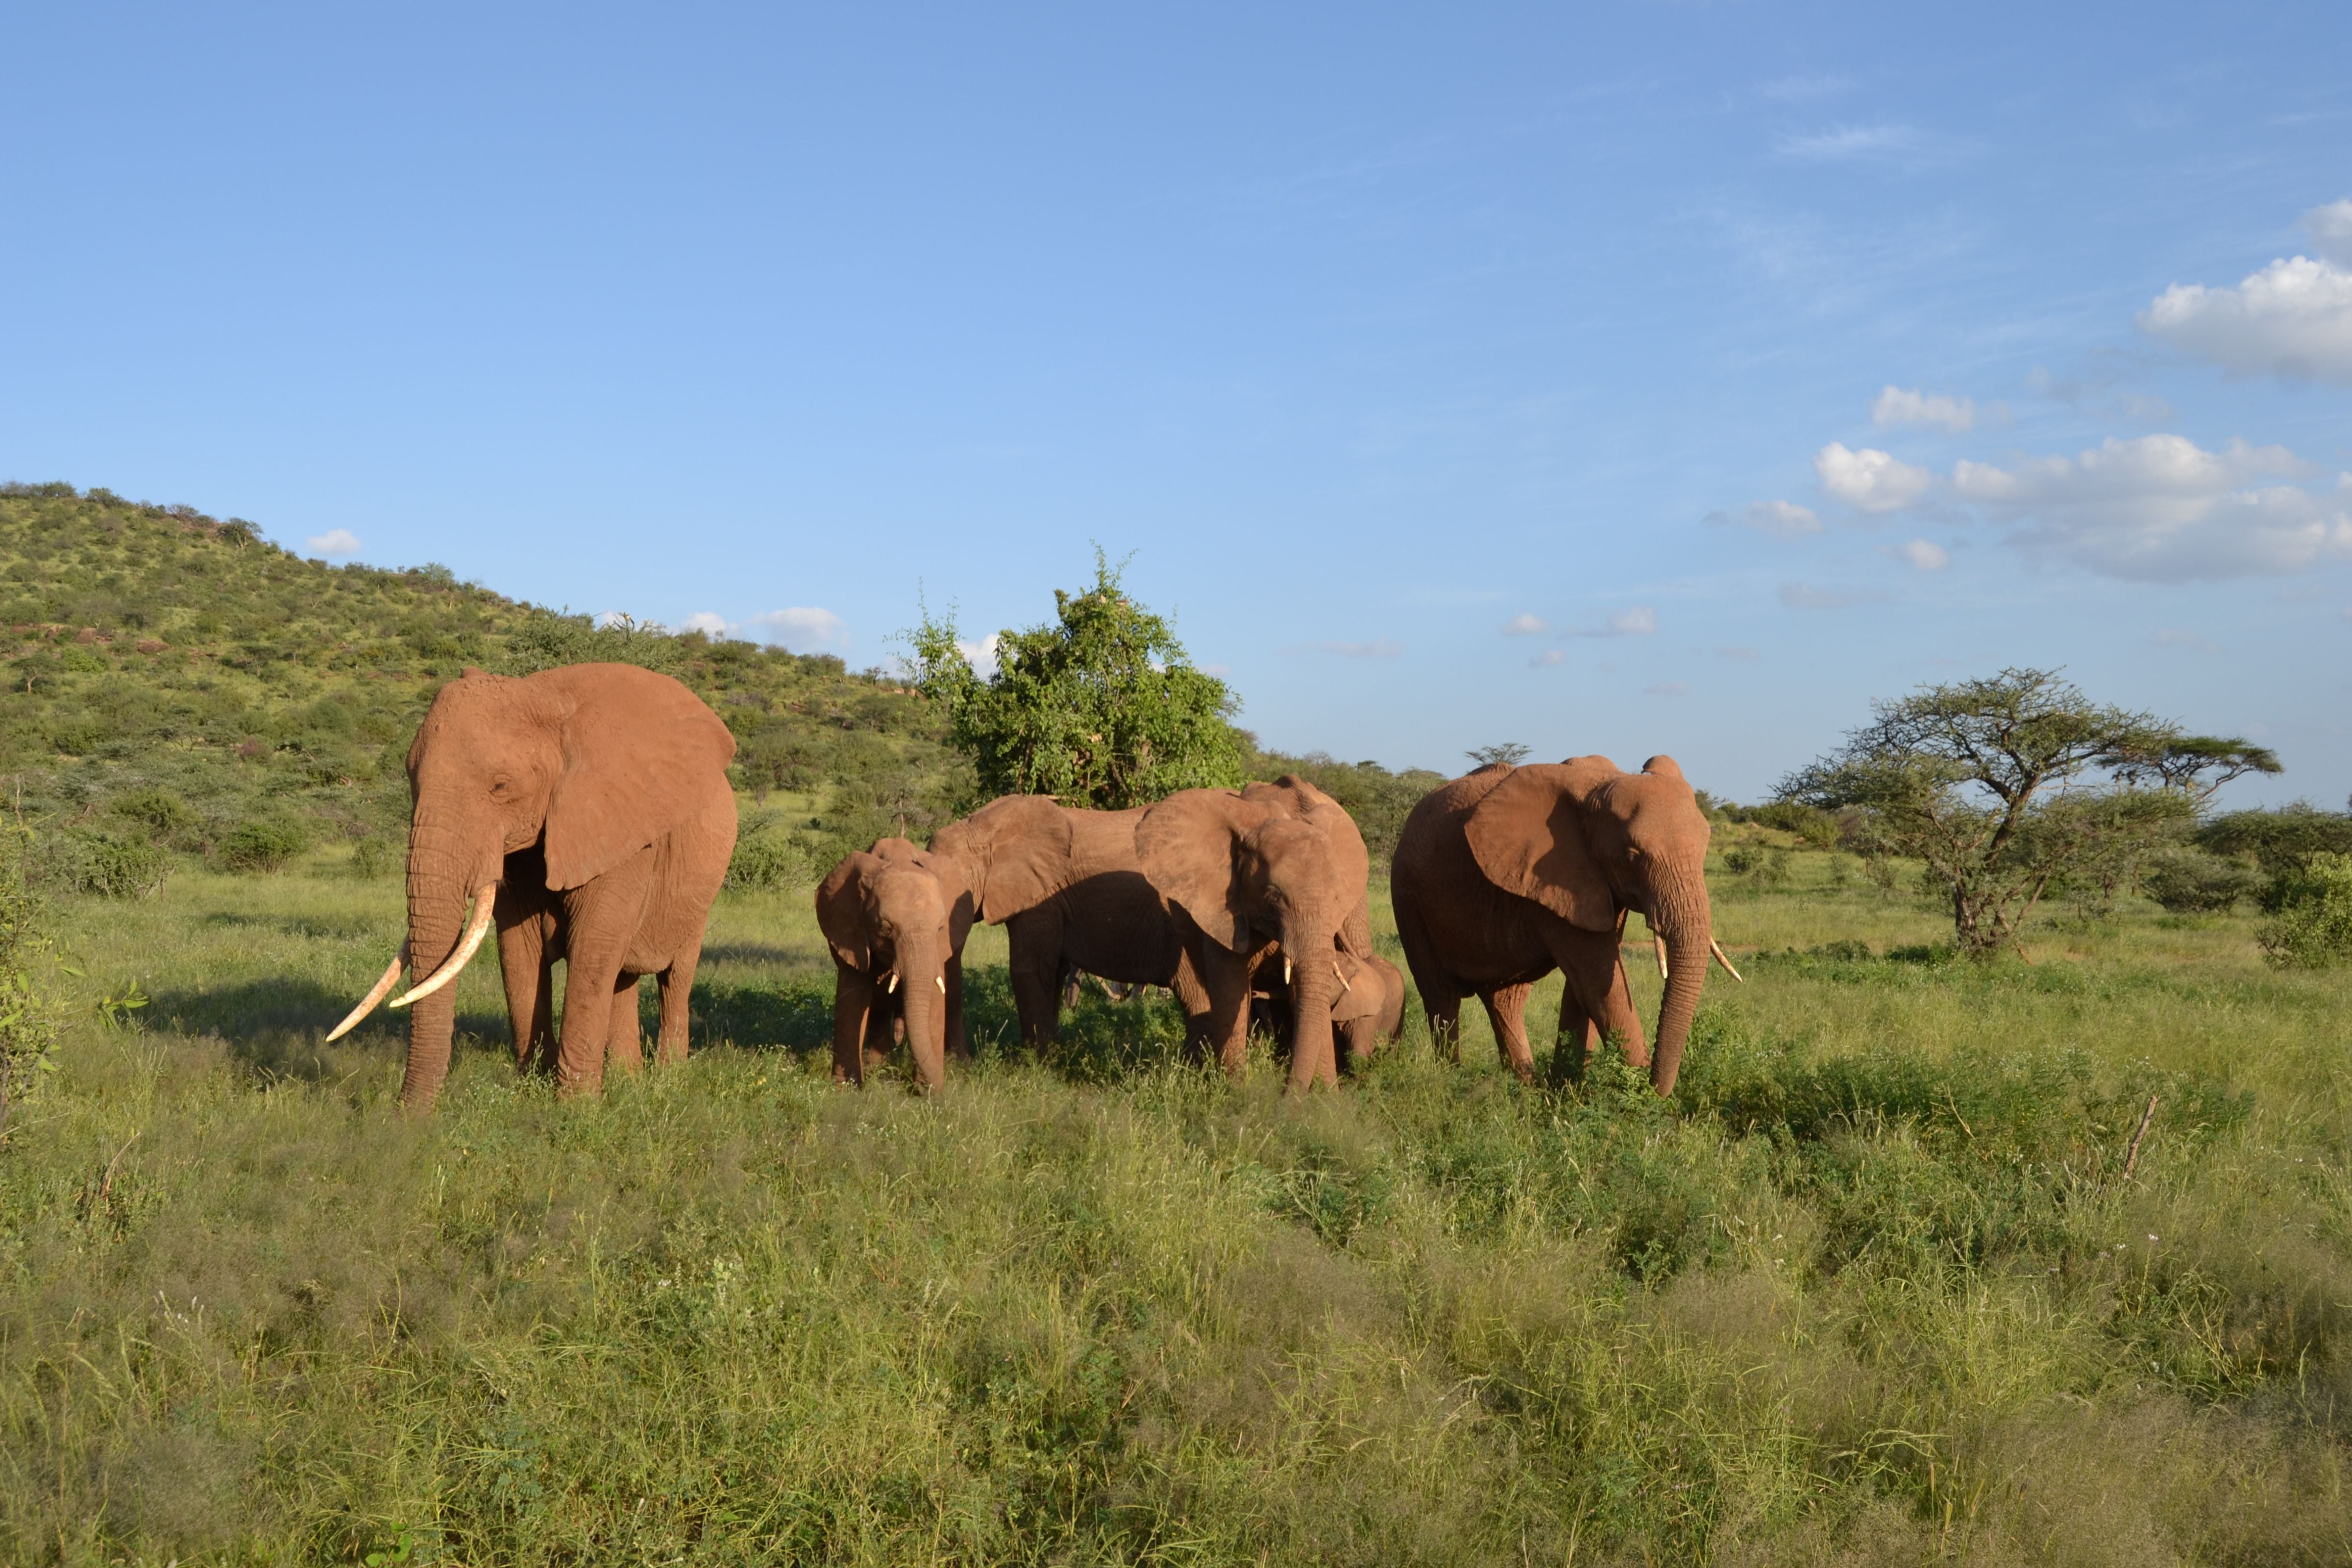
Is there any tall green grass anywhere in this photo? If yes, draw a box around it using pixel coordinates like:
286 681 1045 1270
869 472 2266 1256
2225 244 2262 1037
3 849 2348 1564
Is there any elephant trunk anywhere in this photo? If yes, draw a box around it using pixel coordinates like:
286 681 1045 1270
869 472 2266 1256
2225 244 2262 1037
895 934 949 1092
1647 875 1713 1097
1283 922 1341 1091
400 814 490 1110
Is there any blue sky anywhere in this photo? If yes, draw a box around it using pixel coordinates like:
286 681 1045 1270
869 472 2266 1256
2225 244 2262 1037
5 3 2348 803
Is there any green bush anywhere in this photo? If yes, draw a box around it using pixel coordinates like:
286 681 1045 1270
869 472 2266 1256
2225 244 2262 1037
49 830 170 899
726 829 812 891
1722 843 1791 888
349 837 394 879
2198 804 2352 874
2259 852 2352 969
2142 850 2262 913
109 787 199 847
220 816 311 875
0 826 57 1133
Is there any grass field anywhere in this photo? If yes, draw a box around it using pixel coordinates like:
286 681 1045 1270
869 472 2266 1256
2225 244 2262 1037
4 843 2349 1564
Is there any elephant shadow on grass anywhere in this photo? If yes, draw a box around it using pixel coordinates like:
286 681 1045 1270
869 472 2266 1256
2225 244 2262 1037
145 978 512 1085
683 964 1195 1086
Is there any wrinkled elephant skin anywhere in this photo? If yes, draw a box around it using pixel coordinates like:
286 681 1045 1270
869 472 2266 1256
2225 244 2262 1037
1137 776 1374 1090
1391 756 1715 1094
337 663 738 1110
816 838 975 1092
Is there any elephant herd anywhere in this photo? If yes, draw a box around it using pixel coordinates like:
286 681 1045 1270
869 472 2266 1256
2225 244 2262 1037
325 663 1735 1110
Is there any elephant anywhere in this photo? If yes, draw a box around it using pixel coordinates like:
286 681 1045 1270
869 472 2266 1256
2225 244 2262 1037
326 663 739 1109
1390 755 1735 1095
815 837 975 1091
1136 775 1374 1089
929 795 1211 1048
1252 947 1407 1073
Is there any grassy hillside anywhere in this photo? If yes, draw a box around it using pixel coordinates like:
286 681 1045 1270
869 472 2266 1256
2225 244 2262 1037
0 482 972 887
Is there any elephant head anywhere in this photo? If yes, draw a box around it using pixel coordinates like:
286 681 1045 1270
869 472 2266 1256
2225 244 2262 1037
1137 775 1372 1088
816 837 974 1090
927 794 1074 923
328 663 736 1109
1462 754 1720 1094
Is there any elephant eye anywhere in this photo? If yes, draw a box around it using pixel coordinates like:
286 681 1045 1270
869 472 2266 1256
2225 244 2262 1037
489 777 516 799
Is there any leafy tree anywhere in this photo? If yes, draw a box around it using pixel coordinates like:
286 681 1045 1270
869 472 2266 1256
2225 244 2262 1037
1779 668 2262 956
1466 742 1531 768
2260 852 2352 968
908 553 1248 809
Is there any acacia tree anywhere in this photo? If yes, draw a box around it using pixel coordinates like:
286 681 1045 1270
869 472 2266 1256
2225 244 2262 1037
907 554 1250 810
1779 668 2269 956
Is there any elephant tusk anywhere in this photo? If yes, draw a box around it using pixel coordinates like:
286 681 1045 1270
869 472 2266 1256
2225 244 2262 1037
1711 939 1744 983
1653 932 1669 981
887 971 899 994
389 889 498 1010
325 945 409 1042
935 974 946 994
1283 957 1292 986
1332 959 1350 994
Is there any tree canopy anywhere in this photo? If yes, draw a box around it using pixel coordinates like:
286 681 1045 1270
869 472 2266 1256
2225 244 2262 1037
1779 667 2269 955
908 554 1250 810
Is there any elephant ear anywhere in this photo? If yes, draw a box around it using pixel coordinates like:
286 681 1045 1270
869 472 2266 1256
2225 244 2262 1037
540 664 738 891
930 795 1072 923
815 851 878 970
1327 951 1382 1022
1136 789 1263 952
1463 758 1620 932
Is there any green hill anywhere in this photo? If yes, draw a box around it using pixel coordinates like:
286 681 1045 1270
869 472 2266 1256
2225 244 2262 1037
0 482 970 890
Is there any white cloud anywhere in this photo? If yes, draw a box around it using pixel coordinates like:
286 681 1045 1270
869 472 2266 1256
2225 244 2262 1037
1872 386 2001 434
1816 442 1934 513
1554 606 1658 639
305 528 362 559
1530 648 1566 668
679 611 729 638
955 632 1001 677
743 606 849 653
1891 538 1950 571
1644 682 1690 697
1300 639 1404 658
1951 434 2351 580
1501 613 1548 636
1780 582 1891 609
1709 500 1823 539
2310 199 2352 265
2139 203 2352 382
2149 628 2217 652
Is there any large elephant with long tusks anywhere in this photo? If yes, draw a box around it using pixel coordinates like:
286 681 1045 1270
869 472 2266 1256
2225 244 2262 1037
327 663 738 1109
1390 755 1736 1095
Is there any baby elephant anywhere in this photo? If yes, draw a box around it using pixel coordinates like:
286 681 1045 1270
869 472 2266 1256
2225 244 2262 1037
816 838 975 1091
1253 948 1408 1072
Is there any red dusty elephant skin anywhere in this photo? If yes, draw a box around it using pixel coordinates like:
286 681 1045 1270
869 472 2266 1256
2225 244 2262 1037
929 795 1211 1048
1136 775 1374 1091
816 838 975 1092
327 663 738 1109
1391 755 1733 1095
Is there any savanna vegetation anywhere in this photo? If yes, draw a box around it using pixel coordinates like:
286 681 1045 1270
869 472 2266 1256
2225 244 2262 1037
5 485 2352 1563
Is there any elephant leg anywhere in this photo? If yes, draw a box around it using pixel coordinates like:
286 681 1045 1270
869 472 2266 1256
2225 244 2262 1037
1550 987 1599 1087
1338 1015 1377 1075
944 953 971 1062
1423 985 1466 1064
496 913 547 1073
653 947 698 1067
831 966 874 1086
1479 982 1538 1084
607 973 646 1075
1542 922 1648 1071
866 990 899 1072
1006 911 1065 1048
1196 942 1256 1077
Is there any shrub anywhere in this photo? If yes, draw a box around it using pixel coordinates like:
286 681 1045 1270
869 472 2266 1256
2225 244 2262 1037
109 787 198 846
50 829 169 899
1722 844 1791 888
2142 850 2262 913
727 829 812 891
2198 804 2352 875
0 825 57 1134
2258 852 2352 969
349 837 394 879
220 816 311 874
